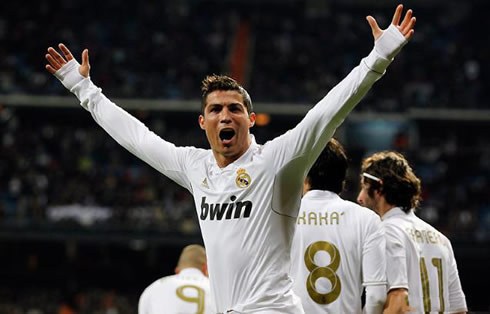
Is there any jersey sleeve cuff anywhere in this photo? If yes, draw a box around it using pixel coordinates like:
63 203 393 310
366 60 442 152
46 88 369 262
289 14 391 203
362 48 392 74
363 281 387 286
71 77 103 111
388 284 409 291
54 59 86 90
374 24 407 60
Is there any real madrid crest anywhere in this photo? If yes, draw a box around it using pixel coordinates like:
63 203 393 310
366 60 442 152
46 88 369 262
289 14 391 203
236 168 251 188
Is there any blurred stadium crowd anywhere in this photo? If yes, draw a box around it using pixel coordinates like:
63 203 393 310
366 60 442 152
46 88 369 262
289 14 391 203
1 0 489 312
0 288 136 314
1 106 488 239
0 0 488 109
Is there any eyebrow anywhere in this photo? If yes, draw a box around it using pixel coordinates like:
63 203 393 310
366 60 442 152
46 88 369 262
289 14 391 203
228 103 244 108
207 104 223 109
207 102 244 109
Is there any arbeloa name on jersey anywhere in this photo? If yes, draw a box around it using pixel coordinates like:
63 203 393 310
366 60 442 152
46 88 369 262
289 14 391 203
200 196 253 220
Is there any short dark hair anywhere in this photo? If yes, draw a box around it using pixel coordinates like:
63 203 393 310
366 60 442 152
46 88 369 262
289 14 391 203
307 138 348 194
361 151 422 213
200 74 253 114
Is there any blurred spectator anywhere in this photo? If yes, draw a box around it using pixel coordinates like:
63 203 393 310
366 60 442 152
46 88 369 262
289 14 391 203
1 106 488 241
0 288 136 314
0 0 488 109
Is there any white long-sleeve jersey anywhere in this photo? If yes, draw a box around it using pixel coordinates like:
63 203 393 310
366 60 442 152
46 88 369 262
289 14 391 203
55 25 406 313
383 208 467 313
290 190 387 314
139 268 215 314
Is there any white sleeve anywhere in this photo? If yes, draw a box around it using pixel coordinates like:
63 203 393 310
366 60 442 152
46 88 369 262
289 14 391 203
265 28 406 216
363 285 387 314
266 48 391 173
362 213 387 286
267 24 407 173
384 223 409 290
446 240 468 313
138 287 151 314
54 63 194 191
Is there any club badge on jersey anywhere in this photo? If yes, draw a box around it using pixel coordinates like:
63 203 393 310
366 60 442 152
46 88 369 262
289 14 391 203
236 168 251 188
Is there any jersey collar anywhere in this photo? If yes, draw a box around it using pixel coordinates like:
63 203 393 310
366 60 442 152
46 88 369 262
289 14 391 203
209 134 258 172
382 206 414 220
303 190 340 200
178 267 206 277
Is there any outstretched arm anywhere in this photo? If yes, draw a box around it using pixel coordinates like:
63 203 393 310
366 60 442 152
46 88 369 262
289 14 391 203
265 5 417 217
269 4 417 170
44 44 195 191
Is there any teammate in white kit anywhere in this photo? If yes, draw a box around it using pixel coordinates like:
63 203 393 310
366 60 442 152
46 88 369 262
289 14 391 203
139 244 215 314
45 5 416 313
357 151 467 314
290 139 387 314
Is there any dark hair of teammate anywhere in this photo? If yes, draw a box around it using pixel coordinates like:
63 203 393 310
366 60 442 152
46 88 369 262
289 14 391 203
361 151 421 213
307 138 348 194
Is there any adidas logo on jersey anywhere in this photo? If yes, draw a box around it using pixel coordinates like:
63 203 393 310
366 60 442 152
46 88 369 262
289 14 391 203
200 196 253 220
201 178 209 189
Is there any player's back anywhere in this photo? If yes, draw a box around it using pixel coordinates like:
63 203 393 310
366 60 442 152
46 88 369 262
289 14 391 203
138 268 215 314
382 208 467 313
290 190 386 313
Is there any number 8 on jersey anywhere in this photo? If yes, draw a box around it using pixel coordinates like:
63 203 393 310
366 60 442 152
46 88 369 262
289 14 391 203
304 241 342 304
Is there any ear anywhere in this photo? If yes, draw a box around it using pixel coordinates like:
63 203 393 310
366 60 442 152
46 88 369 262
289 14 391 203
302 177 311 196
373 183 384 199
202 263 208 277
175 267 180 274
199 114 206 130
248 112 256 128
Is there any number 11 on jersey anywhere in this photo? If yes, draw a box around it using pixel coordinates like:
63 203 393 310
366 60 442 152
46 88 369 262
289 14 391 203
420 257 445 313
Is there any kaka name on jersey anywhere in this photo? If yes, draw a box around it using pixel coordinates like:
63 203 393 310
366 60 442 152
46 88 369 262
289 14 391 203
200 196 253 220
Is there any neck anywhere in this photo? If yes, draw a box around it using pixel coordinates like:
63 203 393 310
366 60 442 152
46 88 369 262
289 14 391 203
214 136 252 168
214 152 239 168
302 181 311 196
377 199 396 217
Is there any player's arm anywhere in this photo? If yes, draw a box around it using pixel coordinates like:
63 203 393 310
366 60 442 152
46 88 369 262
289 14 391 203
383 288 412 314
364 286 387 314
269 5 416 169
362 214 387 314
446 240 468 313
383 224 414 314
138 286 150 314
45 44 193 190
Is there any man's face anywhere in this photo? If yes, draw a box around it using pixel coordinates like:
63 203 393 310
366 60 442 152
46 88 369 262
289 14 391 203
199 90 255 166
357 177 379 213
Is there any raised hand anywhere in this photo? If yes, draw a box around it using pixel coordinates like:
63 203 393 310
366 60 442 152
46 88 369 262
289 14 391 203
367 4 416 41
45 43 90 78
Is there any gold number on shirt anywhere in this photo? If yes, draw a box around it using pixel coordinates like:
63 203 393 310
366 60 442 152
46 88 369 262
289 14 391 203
176 285 205 314
304 241 341 304
420 257 445 313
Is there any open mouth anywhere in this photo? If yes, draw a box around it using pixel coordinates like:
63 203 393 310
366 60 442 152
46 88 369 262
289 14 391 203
219 129 236 143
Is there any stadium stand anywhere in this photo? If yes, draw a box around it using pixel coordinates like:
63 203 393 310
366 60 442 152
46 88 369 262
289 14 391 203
0 1 488 109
